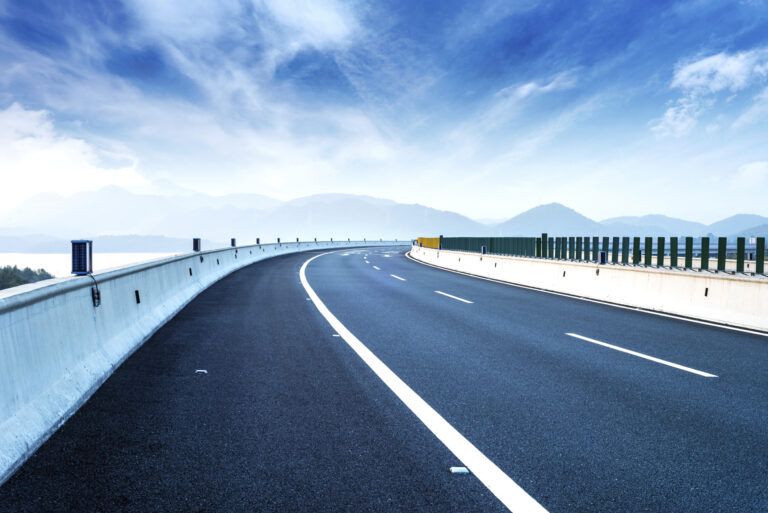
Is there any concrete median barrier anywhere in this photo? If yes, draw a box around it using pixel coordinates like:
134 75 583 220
0 241 396 485
409 245 768 333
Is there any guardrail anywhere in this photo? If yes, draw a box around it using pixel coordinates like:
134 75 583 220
0 239 402 486
416 235 767 275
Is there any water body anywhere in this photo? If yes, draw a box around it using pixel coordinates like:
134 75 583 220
0 253 178 278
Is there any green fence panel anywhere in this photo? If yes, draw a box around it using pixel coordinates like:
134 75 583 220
541 233 548 258
657 237 665 267
670 237 678 268
717 237 726 271
576 237 583 261
592 236 600 262
737 237 745 273
584 237 590 262
622 237 629 264
700 237 709 270
685 237 693 269
612 236 619 263
632 237 641 265
757 237 765 275
644 237 653 266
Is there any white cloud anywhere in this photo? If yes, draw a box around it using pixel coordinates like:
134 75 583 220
650 97 704 137
496 71 577 101
733 87 768 128
0 104 146 212
671 49 768 93
653 48 768 137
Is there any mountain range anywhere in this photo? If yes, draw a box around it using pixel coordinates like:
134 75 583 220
1 187 766 252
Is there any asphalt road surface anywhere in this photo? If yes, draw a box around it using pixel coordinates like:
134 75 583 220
1 247 766 512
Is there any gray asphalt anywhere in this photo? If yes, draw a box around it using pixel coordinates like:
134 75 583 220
1 247 767 512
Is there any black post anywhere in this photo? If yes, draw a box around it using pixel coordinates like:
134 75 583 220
632 237 641 265
256 237 260 245
584 237 590 261
757 237 765 275
644 237 653 266
737 237 745 273
717 237 727 271
569 237 575 260
700 237 709 270
670 237 678 268
231 238 236 247
656 237 665 267
193 238 201 252
685 237 693 269
541 233 548 258
592 236 600 262
611 236 619 264
576 237 583 261
622 237 629 265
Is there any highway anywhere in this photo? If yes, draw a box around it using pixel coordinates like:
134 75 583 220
1 247 767 512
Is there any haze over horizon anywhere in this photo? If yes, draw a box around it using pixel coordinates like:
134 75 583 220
2 1 768 225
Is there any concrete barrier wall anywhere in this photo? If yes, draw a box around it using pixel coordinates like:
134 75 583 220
409 246 768 332
0 241 399 484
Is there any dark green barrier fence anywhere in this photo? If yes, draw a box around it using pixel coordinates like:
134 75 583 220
432 235 766 276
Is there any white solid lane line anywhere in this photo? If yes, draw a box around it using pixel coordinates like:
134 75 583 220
373 266 381 270
301 252 547 513
390 274 406 281
565 333 718 378
435 290 474 304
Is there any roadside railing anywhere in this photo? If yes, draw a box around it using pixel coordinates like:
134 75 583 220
415 235 767 275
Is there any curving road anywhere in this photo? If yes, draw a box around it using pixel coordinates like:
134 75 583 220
1 247 767 512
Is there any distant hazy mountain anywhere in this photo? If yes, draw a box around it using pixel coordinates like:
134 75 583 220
732 224 768 238
496 203 603 236
2 188 766 249
706 215 768 237
1 187 486 244
601 215 707 236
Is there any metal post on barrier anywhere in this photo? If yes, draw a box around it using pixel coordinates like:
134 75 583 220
656 237 665 267
592 237 599 262
632 237 641 265
584 237 590 262
569 237 575 260
256 237 260 245
622 237 629 265
757 237 765 275
684 237 693 269
555 237 561 260
439 235 443 250
644 237 653 267
700 237 709 270
231 238 236 248
717 237 726 272
541 233 548 258
602 237 609 261
548 238 555 259
670 237 678 268
193 238 201 252
612 236 619 264
536 238 542 258
737 237 745 273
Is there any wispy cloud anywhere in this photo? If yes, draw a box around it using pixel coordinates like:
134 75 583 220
652 47 768 136
0 103 144 211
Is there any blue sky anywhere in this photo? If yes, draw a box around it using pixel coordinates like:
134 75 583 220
1 0 767 222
